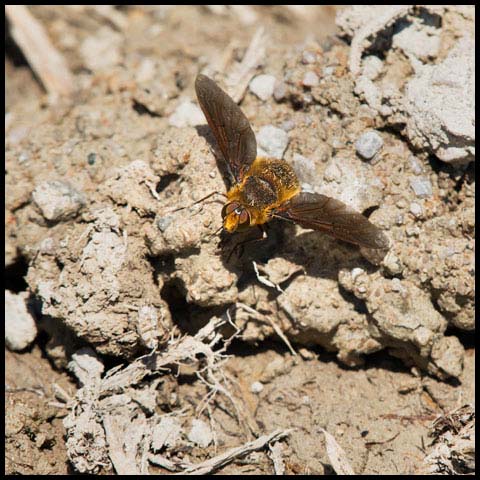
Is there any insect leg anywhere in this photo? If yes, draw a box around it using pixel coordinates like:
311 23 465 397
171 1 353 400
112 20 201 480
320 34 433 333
226 225 268 262
168 191 227 213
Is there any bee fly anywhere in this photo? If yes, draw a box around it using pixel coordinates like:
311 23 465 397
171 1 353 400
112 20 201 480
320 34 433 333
194 74 389 253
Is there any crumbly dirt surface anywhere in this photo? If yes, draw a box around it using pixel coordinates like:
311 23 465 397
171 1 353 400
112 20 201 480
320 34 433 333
5 5 474 475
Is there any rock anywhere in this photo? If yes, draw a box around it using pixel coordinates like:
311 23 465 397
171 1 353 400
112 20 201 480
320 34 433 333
355 130 383 160
273 80 288 102
302 71 320 87
409 155 424 174
319 153 383 213
187 419 213 448
392 20 440 61
250 381 264 394
135 306 160 350
152 416 182 450
5 290 37 350
409 202 423 218
404 36 475 164
409 176 433 198
32 180 86 222
169 100 205 128
257 125 289 159
68 348 104 386
302 50 318 64
362 55 384 80
249 74 276 101
80 27 122 71
430 336 464 379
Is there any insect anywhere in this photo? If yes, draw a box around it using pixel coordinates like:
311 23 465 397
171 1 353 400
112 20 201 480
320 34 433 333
195 74 389 251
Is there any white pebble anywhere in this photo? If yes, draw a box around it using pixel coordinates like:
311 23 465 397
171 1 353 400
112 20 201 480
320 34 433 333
355 131 383 160
409 176 433 198
409 155 424 174
409 202 423 218
273 81 287 102
351 268 365 281
250 381 264 394
362 55 384 80
257 125 289 159
391 278 404 292
5 291 37 351
187 419 213 448
169 100 205 128
135 58 156 83
68 348 104 386
32 180 86 222
302 71 319 87
152 417 182 450
249 74 276 101
302 51 317 64
323 66 334 76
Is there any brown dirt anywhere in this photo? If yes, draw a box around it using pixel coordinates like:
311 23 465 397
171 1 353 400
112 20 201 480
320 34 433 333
5 5 474 475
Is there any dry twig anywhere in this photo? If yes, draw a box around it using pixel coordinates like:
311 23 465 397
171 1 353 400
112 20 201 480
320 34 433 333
178 429 293 475
225 27 267 103
5 5 75 97
322 429 355 475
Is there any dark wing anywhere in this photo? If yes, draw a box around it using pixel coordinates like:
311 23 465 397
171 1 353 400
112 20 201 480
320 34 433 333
195 74 257 183
274 192 389 249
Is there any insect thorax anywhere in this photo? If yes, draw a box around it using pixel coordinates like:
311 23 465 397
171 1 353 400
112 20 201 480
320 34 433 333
226 157 301 225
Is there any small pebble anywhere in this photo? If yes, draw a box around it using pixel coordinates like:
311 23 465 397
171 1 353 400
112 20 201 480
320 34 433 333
351 268 365 281
298 348 315 360
391 278 403 292
135 58 156 83
87 152 96 165
157 216 173 232
187 419 213 448
409 155 424 174
355 131 383 160
362 55 383 80
323 66 334 76
249 74 276 101
273 81 288 102
302 71 319 88
409 202 423 218
250 381 264 393
18 152 30 164
5 291 37 351
152 417 182 450
32 180 86 222
168 100 205 128
406 226 420 237
409 176 433 198
382 252 403 276
256 125 289 159
302 50 317 64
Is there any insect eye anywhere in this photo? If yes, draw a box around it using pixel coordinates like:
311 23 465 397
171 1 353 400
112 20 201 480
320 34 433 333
222 202 239 218
238 209 250 224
